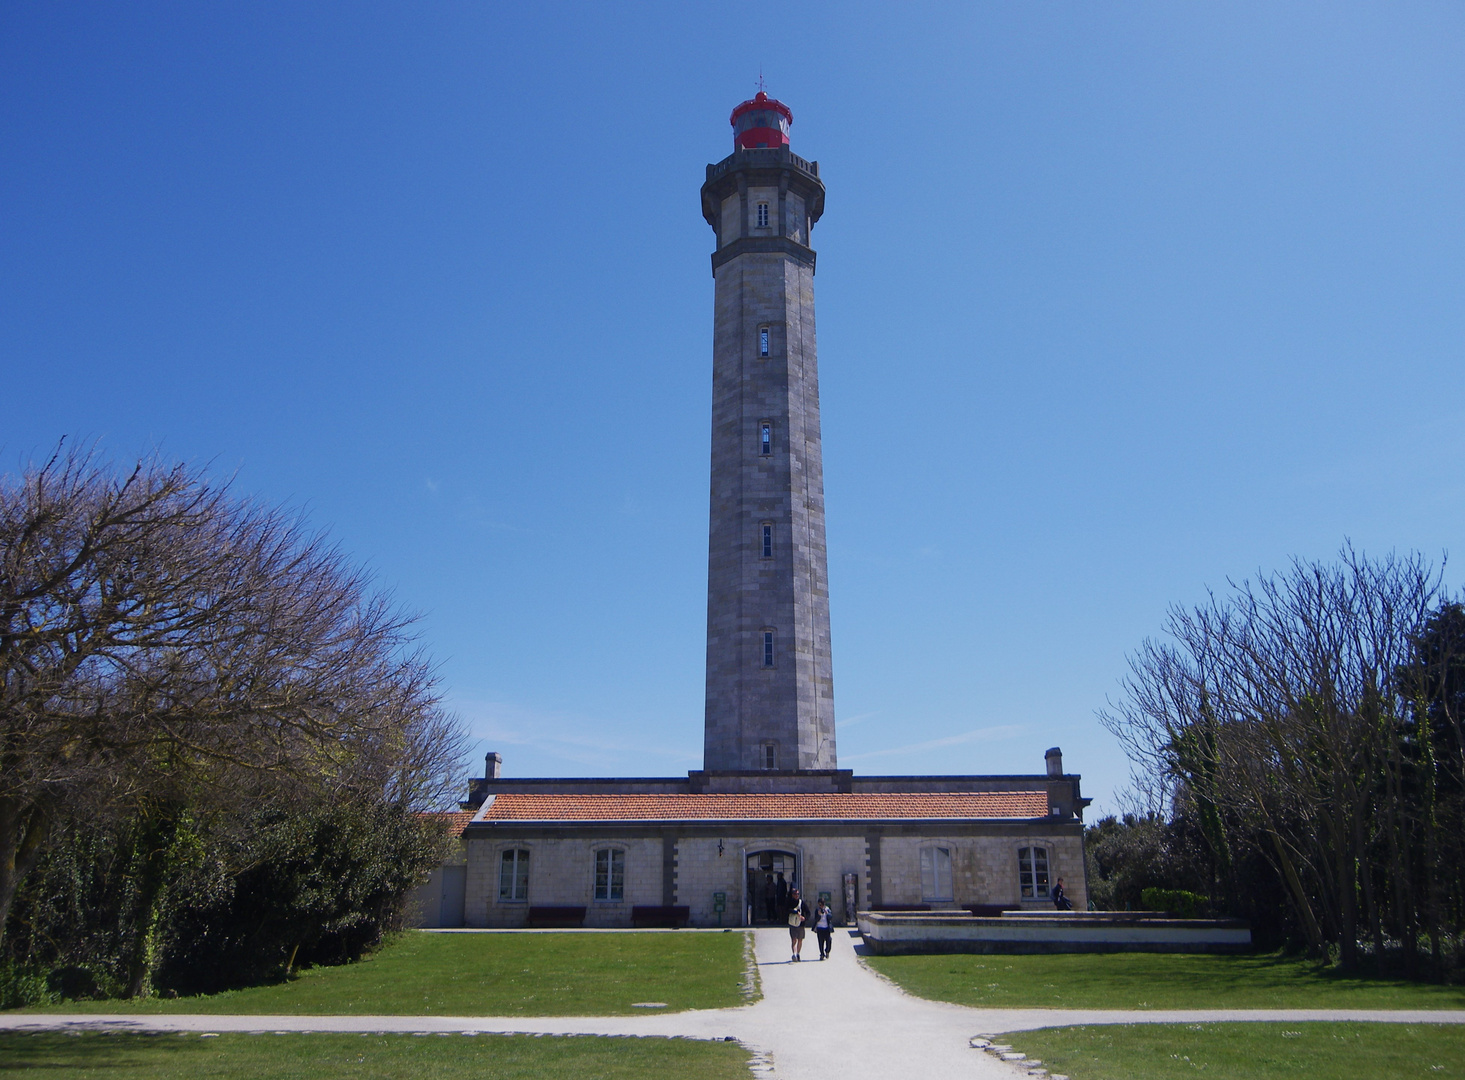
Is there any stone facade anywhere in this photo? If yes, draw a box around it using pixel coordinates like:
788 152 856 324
701 146 836 773
449 814 1087 929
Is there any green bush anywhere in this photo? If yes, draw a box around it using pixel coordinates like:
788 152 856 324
1141 887 1209 917
3 798 447 1000
0 962 57 1009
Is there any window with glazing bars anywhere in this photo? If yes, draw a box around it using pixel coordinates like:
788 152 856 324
1018 846 1050 899
759 326 770 357
594 848 624 901
757 202 769 228
762 630 775 667
761 522 773 559
920 846 953 902
759 421 772 455
499 848 529 902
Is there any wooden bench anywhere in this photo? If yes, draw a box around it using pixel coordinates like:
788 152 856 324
631 905 690 928
968 904 1021 917
527 906 586 928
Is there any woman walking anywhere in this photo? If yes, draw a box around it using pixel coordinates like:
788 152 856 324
812 896 834 960
786 887 811 961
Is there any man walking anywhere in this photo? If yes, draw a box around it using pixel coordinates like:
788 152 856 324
812 896 834 959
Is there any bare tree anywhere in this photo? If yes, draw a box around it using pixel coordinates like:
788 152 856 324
1101 546 1450 967
0 446 466 957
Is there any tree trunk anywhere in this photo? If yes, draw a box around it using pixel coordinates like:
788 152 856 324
0 796 54 950
124 812 180 998
1265 825 1327 958
1355 812 1386 970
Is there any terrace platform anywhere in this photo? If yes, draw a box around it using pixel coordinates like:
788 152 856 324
856 909 1252 954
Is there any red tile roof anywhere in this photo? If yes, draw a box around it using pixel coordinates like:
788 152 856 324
420 810 474 837
473 791 1048 823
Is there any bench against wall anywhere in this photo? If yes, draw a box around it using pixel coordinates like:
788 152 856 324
632 905 690 928
527 906 586 928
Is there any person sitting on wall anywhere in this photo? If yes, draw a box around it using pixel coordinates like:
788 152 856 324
1052 877 1073 911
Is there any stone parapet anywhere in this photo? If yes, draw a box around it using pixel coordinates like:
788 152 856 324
856 910 1254 954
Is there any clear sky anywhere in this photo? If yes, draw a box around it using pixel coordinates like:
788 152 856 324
4 3 1463 815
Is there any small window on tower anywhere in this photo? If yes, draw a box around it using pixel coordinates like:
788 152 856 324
757 202 769 229
759 421 772 456
761 522 773 559
758 326 770 357
763 742 777 769
762 629 775 668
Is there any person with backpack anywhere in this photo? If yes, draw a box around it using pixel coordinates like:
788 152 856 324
786 887 811 961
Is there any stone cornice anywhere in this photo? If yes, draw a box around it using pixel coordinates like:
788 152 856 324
710 236 817 275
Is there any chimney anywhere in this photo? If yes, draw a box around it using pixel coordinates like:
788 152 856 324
485 751 502 780
1045 747 1063 778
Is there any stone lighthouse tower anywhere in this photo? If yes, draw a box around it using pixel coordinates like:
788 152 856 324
701 92 836 773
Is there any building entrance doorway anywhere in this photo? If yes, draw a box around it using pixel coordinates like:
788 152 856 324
746 850 798 925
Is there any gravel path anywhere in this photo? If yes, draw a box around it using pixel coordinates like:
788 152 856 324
6 929 1463 1079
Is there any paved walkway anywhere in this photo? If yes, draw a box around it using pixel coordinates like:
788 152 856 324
6 929 1465 1080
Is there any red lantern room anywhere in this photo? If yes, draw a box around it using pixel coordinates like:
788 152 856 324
730 91 792 150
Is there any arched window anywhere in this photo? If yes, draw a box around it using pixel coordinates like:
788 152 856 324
499 848 529 902
1018 846 1049 900
594 848 625 901
920 846 953 902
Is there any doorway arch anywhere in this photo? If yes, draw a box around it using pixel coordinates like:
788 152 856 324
746 849 799 925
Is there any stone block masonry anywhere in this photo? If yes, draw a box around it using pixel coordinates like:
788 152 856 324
702 146 835 773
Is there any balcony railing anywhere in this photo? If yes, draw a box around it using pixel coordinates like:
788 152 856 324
706 147 820 182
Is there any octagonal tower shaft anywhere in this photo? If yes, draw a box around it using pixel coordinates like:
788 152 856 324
700 133 835 773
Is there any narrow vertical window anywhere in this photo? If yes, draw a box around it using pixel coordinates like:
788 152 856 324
499 848 530 902
920 846 953 902
762 629 775 667
594 848 625 901
758 325 770 357
759 421 772 456
763 742 777 769
1018 846 1050 900
761 522 773 559
757 202 769 228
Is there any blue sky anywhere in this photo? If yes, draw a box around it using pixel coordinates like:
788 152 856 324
4 3 1463 815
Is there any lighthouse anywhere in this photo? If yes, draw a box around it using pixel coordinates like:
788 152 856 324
700 92 836 773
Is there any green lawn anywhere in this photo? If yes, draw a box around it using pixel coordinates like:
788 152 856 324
865 951 1465 1010
14 931 752 1016
0 1030 753 1079
1008 1022 1465 1080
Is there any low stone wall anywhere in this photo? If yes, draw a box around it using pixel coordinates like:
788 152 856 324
856 910 1252 954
